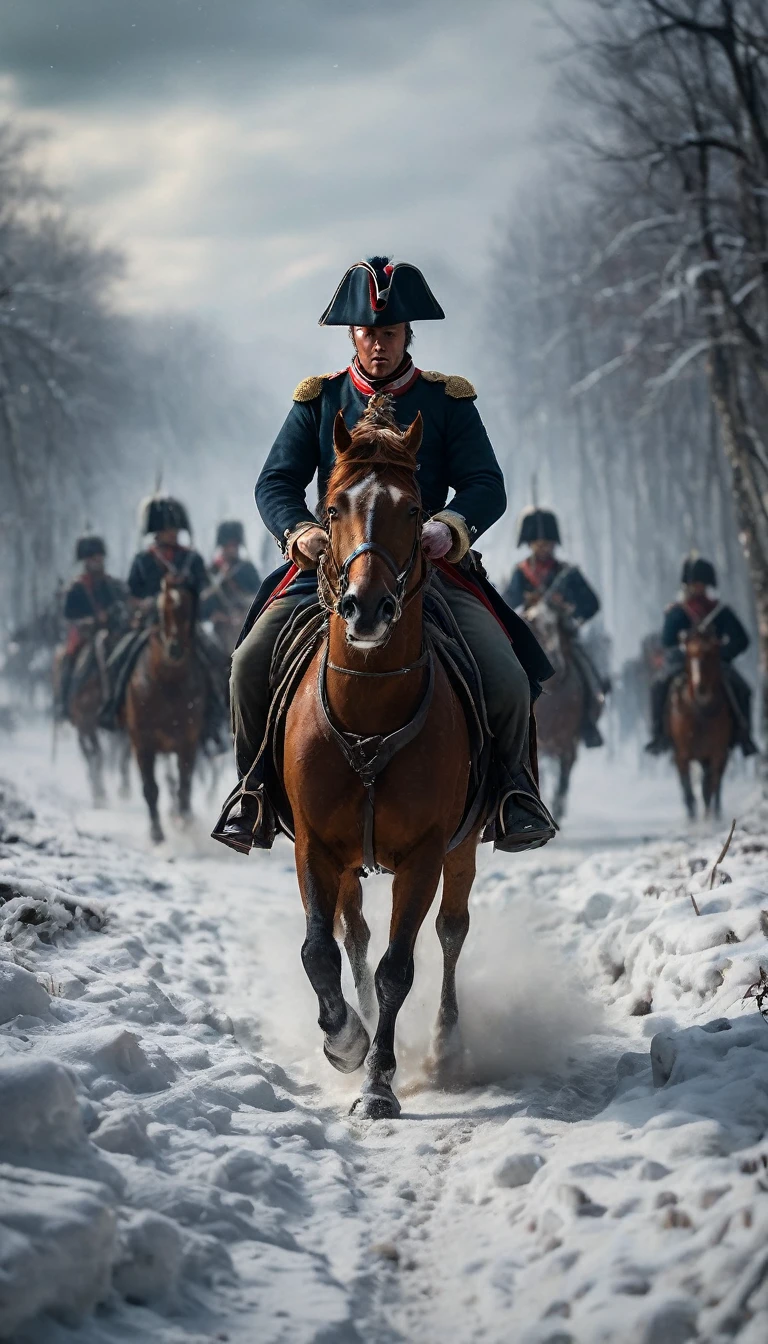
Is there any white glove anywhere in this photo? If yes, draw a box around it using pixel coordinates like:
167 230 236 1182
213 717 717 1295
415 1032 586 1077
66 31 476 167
421 520 454 560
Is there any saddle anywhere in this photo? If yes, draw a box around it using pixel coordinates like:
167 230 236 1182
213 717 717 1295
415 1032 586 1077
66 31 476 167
237 578 499 874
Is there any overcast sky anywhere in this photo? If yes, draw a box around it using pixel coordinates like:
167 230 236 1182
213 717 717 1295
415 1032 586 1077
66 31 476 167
2 0 561 421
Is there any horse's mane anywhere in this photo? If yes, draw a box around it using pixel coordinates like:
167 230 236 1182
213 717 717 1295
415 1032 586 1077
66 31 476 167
323 395 421 506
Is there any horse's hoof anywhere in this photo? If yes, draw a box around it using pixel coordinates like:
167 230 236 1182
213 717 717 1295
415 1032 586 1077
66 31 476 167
350 1084 401 1120
324 1006 370 1074
150 824 165 845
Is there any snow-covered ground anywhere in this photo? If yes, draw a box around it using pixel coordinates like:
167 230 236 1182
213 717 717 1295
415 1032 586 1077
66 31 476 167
2 723 768 1342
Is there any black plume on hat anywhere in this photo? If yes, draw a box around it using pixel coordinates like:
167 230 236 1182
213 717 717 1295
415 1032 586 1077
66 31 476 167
216 520 245 547
138 495 191 536
681 552 717 587
75 534 106 561
517 507 561 546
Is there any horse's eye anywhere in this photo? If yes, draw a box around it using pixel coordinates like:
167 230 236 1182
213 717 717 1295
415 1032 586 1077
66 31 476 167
409 506 419 517
327 506 337 518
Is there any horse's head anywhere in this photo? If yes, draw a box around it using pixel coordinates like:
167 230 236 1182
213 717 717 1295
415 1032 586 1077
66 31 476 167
157 577 196 662
525 599 566 674
321 395 424 648
682 627 723 704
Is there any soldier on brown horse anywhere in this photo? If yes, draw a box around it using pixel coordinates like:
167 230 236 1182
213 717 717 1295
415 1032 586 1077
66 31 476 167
200 520 261 657
53 535 129 805
505 508 607 820
98 496 229 839
212 256 556 1115
646 554 757 817
646 554 757 760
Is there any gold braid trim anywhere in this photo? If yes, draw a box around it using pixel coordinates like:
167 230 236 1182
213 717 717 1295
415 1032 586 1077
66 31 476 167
292 375 330 402
420 370 477 399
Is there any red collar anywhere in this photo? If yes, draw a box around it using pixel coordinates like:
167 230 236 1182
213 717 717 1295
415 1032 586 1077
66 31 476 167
521 557 558 590
347 357 420 398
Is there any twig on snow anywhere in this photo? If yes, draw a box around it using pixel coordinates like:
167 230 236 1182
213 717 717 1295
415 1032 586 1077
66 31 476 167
710 819 737 889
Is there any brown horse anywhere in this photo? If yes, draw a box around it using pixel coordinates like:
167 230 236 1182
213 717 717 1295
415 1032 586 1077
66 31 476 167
124 578 207 843
282 404 484 1119
64 635 109 807
57 628 130 807
524 600 583 823
668 629 731 820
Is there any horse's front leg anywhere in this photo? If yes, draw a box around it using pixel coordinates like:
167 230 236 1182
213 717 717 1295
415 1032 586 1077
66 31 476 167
176 741 196 822
353 839 444 1120
554 747 576 825
338 869 375 1023
136 743 164 843
430 831 478 1087
296 838 370 1075
676 754 696 821
80 730 106 808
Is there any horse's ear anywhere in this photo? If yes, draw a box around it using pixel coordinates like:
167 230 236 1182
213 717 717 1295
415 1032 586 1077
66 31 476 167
402 412 423 460
333 410 353 455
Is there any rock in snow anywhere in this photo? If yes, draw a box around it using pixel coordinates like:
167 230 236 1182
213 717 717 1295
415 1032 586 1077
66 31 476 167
3 764 768 1343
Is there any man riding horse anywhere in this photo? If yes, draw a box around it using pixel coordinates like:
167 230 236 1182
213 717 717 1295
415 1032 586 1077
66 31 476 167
213 254 555 854
99 496 229 748
646 553 758 757
54 535 128 722
200 521 261 654
504 507 606 748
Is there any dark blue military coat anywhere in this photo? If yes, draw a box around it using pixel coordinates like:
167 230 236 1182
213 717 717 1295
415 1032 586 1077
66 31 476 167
255 368 506 545
505 560 600 624
128 545 208 601
63 575 126 622
662 600 749 663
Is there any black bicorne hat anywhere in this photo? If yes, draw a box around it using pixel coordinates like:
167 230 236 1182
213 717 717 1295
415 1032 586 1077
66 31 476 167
319 256 445 326
138 495 191 536
681 553 717 587
75 534 106 561
517 507 561 546
216 520 245 547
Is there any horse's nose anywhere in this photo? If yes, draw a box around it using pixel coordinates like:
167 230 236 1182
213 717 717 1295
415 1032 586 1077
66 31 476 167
378 595 397 626
340 593 359 621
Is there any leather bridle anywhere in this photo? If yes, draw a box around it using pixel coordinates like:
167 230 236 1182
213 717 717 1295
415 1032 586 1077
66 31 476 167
319 519 426 626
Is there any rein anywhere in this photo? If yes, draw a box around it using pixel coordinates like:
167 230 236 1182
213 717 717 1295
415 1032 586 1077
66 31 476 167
319 523 425 628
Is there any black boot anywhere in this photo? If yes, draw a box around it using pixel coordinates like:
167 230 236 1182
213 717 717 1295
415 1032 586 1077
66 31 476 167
495 766 558 853
211 778 277 854
582 720 604 749
645 676 671 754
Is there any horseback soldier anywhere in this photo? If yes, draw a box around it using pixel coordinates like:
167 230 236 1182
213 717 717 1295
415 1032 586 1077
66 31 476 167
200 521 261 651
213 254 556 853
99 496 229 748
504 507 606 748
646 554 758 757
54 535 128 721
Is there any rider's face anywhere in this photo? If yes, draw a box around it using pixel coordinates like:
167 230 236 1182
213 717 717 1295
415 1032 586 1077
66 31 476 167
222 542 239 562
531 540 555 561
155 528 179 547
352 325 407 379
84 555 105 576
687 581 707 599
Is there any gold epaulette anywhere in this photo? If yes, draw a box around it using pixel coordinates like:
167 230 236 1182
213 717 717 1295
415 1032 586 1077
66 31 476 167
420 370 477 399
292 374 331 402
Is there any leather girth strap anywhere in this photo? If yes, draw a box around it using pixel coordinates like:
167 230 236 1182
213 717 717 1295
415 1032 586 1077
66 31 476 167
317 642 436 875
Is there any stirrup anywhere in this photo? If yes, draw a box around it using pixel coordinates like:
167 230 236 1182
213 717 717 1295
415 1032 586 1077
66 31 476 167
211 782 276 854
494 767 558 854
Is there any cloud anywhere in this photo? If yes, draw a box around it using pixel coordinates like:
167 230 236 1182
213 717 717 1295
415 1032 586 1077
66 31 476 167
0 0 565 488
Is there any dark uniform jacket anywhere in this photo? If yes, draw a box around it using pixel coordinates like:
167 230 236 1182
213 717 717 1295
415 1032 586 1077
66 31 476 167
256 367 506 545
63 575 126 623
662 598 749 664
128 545 208 601
200 558 261 619
505 559 600 624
